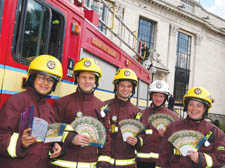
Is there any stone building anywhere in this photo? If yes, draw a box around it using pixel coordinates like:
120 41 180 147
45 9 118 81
85 0 225 123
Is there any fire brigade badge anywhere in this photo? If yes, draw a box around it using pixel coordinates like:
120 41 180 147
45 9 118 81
119 119 145 142
47 60 56 69
76 111 83 118
168 130 204 156
148 113 176 130
156 81 162 88
194 88 202 94
71 116 106 148
124 70 130 76
84 60 91 67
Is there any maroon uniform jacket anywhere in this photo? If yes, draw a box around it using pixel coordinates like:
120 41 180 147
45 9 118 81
157 118 225 168
105 97 141 168
136 105 179 163
52 89 111 168
0 87 55 168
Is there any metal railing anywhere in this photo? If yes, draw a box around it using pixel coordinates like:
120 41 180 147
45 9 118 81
83 0 145 61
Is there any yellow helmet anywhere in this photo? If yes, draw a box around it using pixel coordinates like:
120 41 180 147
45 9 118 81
28 55 63 81
74 58 101 77
113 68 138 86
74 58 101 87
183 87 213 108
113 68 138 98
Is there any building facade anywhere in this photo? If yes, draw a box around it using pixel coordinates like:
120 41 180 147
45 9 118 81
103 0 225 122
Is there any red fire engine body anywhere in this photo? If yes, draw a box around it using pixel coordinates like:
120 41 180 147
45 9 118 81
0 0 150 108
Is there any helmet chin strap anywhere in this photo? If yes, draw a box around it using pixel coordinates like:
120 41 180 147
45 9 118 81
187 115 205 122
152 101 165 110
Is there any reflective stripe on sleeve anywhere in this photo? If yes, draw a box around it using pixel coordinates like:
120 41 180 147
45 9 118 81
50 160 96 168
98 155 111 162
62 132 69 143
136 152 159 159
109 158 136 166
203 153 213 168
7 132 19 158
139 137 143 146
64 124 74 131
145 129 153 134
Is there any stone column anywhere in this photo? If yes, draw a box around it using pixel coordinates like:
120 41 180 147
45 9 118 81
191 34 203 86
167 24 179 92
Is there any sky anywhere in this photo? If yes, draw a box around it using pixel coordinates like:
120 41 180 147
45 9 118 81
199 0 225 19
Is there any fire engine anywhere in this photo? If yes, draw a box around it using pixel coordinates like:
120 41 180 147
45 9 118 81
0 0 150 108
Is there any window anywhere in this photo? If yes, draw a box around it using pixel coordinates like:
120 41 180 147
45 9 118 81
138 17 155 50
84 0 90 7
13 0 65 64
0 0 4 33
174 32 191 101
84 0 107 34
98 4 107 34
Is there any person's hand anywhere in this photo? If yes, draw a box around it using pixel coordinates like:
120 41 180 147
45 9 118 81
22 128 37 148
187 150 199 163
49 143 62 159
158 128 166 137
126 136 137 146
72 134 89 146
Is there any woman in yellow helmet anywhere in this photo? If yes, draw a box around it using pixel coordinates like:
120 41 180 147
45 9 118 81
157 87 225 168
0 55 63 168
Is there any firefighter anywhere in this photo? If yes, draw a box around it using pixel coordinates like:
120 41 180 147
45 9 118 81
157 87 225 168
136 80 179 168
51 57 111 168
105 68 142 168
0 55 63 168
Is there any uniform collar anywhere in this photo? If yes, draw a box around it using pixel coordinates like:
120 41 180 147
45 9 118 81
150 104 165 112
185 116 204 126
76 88 94 100
26 87 47 103
115 96 130 106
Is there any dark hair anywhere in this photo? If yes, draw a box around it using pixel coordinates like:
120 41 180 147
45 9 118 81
23 73 37 88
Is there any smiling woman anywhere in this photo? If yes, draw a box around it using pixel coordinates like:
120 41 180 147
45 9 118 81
157 87 225 168
0 55 63 168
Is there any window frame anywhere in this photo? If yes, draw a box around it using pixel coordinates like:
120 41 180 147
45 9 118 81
174 32 192 101
0 0 4 34
12 0 65 65
138 17 155 50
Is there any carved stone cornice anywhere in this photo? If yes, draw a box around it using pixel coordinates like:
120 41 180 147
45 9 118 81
142 0 225 37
